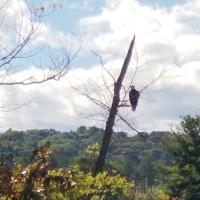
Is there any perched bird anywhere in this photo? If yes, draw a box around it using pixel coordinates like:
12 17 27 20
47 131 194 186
129 86 140 111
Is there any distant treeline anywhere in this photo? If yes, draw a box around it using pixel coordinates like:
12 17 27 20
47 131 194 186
0 126 173 189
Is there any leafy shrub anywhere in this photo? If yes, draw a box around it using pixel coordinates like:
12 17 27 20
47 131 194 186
135 187 169 200
0 143 135 200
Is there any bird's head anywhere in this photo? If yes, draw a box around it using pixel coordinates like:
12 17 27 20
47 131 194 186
130 85 135 90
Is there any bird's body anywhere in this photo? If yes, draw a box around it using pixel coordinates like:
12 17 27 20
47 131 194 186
129 86 140 111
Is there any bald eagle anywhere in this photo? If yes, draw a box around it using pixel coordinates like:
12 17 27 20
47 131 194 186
129 86 140 111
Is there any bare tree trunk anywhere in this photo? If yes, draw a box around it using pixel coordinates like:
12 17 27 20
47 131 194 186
94 36 135 175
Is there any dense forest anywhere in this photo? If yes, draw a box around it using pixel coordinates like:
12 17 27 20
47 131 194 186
1 116 200 199
0 126 172 188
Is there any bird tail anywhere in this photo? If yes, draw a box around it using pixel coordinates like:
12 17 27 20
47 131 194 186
132 107 136 111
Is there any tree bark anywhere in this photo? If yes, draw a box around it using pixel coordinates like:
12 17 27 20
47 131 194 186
94 36 135 175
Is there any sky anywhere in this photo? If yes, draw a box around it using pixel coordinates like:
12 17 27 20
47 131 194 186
0 0 200 133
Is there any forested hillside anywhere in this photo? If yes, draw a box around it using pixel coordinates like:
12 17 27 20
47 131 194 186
0 126 173 189
1 116 200 199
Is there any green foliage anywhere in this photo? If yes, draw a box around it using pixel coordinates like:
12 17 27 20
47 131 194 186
3 116 200 199
0 143 135 200
67 166 135 200
166 115 200 200
0 127 172 191
75 143 100 173
135 187 169 200
0 142 76 200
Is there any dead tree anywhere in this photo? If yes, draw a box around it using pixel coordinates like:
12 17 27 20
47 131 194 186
72 36 166 175
93 36 135 175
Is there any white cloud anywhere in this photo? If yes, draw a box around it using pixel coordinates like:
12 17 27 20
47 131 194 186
79 0 200 65
0 0 76 55
1 0 200 133
76 0 200 131
0 67 108 130
0 0 32 53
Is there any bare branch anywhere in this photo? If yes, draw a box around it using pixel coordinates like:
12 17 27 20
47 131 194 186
116 113 144 136
121 50 140 103
90 50 116 83
0 0 80 86
0 98 35 112
140 69 166 93
72 86 110 111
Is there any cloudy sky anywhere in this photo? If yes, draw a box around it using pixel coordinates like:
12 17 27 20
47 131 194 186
0 0 200 133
